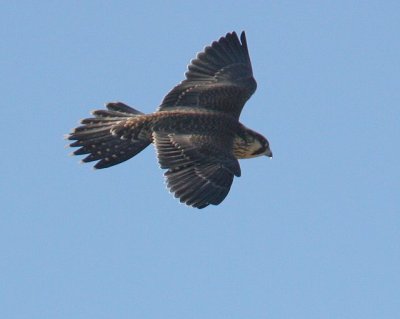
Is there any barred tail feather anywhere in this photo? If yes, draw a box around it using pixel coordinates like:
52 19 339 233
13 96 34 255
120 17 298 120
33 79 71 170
67 102 151 169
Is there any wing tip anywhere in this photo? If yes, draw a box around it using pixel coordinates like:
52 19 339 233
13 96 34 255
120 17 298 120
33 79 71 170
223 30 247 45
239 31 248 49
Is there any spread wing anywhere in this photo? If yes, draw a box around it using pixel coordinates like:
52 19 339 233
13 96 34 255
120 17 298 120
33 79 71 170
158 31 257 119
153 132 241 209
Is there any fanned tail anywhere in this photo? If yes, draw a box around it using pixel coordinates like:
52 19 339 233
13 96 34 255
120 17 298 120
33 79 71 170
67 102 151 169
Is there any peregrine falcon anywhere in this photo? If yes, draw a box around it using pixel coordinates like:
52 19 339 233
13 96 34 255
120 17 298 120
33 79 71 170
67 31 272 209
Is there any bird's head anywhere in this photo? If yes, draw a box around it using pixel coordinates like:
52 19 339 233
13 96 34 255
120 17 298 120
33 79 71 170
234 126 272 159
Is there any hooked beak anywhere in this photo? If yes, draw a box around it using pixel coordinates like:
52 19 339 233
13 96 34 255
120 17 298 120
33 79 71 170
265 149 273 158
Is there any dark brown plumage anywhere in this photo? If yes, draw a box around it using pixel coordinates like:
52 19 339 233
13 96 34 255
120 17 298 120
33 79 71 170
67 31 272 209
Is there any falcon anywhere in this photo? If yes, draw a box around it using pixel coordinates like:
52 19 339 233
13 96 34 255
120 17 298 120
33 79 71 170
67 31 272 209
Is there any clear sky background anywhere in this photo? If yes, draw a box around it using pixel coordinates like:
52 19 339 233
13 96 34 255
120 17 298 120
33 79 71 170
1 1 399 318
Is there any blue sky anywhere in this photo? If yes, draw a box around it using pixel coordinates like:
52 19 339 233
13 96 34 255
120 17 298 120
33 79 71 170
1 1 399 318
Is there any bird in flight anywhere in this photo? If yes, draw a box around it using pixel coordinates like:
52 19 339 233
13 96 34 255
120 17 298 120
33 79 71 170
67 31 272 209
